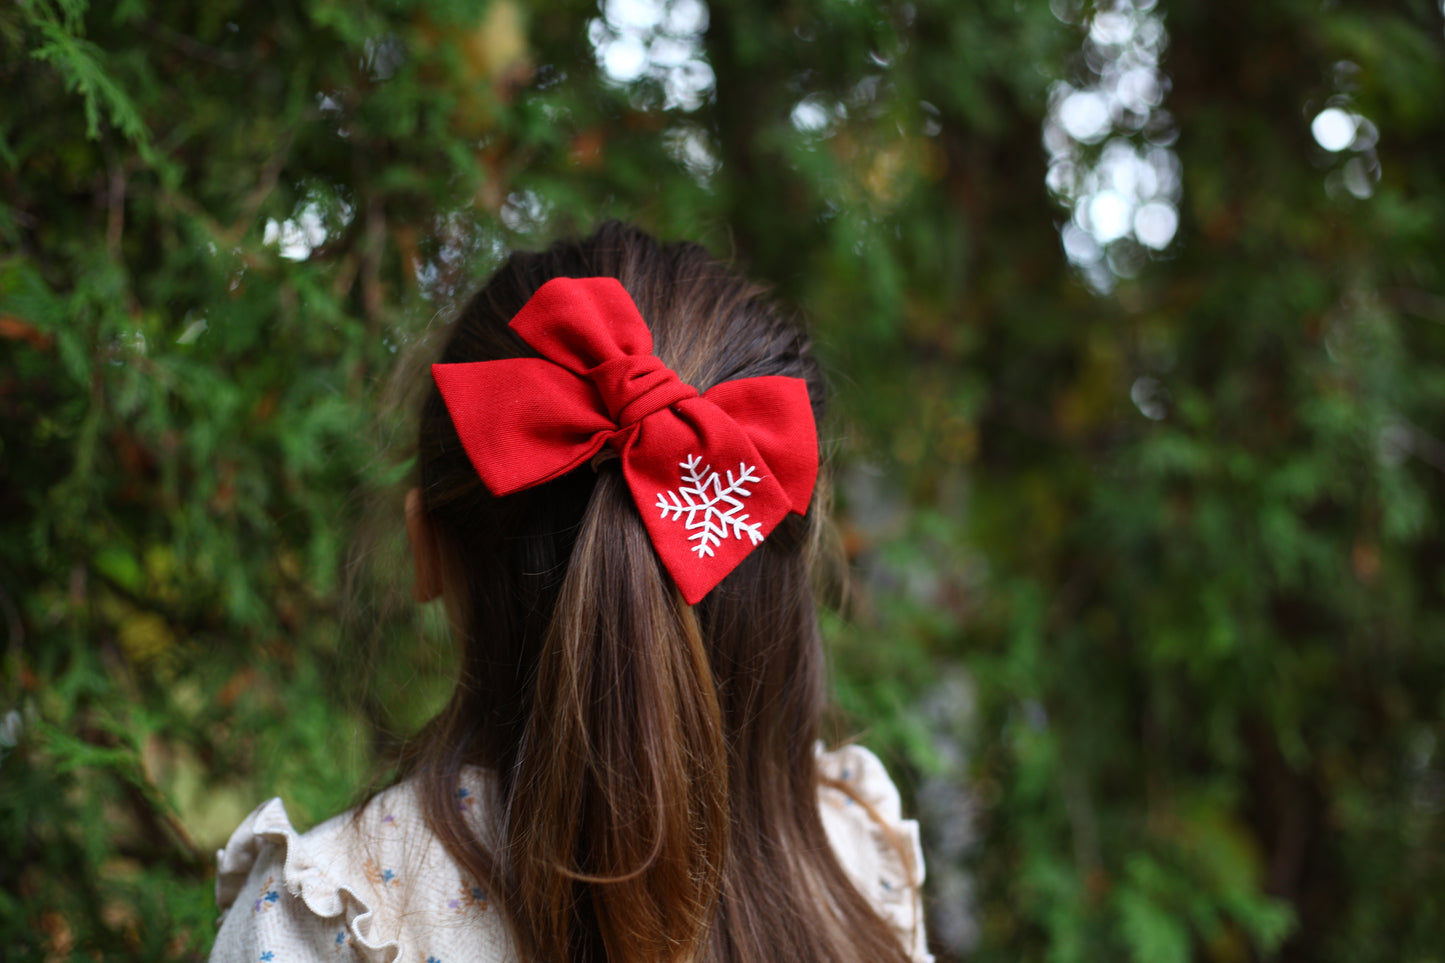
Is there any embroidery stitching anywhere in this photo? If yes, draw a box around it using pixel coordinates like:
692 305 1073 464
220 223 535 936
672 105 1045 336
363 857 401 888
655 455 764 557
447 879 489 913
253 875 278 914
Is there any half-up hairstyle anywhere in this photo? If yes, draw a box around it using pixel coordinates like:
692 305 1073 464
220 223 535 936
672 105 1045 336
404 222 913 963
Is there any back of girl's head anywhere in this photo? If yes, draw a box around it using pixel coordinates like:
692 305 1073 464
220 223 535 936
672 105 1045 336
408 222 909 963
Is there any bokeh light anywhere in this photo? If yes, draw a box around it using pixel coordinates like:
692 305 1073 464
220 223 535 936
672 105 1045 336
1044 0 1179 291
1311 107 1356 152
1312 68 1382 201
587 0 715 111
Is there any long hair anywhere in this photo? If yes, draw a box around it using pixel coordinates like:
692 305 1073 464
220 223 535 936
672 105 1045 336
404 222 912 963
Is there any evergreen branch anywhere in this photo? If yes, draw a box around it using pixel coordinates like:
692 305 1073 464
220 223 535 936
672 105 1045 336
23 1 158 164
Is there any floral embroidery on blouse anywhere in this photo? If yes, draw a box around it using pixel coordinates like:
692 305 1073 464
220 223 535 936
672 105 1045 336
455 786 474 811
252 876 279 914
363 857 401 888
447 880 489 913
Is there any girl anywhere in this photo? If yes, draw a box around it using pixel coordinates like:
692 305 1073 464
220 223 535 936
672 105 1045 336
210 223 930 963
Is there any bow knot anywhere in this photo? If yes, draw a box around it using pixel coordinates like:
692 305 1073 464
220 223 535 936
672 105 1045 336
431 277 818 604
589 355 698 429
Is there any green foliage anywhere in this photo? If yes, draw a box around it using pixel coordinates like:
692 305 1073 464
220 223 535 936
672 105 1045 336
3 0 1443 960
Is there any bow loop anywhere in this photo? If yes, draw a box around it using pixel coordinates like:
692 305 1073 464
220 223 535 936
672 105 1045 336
509 275 655 372
431 276 818 604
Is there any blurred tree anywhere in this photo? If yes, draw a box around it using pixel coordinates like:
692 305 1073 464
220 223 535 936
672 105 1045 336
1 0 1442 960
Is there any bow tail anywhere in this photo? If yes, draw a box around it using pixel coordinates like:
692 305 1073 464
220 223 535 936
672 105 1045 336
620 404 799 605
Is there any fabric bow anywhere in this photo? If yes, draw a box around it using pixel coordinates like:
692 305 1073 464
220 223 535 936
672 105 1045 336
431 276 818 604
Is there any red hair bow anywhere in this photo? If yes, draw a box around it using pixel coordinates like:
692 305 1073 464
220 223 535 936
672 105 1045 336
431 277 818 604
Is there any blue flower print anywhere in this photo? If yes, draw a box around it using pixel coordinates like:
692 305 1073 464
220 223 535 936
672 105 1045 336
449 880 489 913
253 876 279 914
260 953 275 962
363 857 401 888
427 957 442 963
335 930 347 945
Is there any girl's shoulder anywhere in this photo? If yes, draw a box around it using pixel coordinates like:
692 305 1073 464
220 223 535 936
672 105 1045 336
816 743 933 963
209 747 931 962
210 769 509 963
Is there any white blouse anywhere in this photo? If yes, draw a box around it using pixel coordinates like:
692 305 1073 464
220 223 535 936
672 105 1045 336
210 744 932 962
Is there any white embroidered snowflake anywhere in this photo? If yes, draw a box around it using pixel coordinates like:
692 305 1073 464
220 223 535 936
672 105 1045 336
654 454 764 558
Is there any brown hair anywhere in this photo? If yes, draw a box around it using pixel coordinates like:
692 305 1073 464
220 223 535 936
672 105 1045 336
403 222 912 963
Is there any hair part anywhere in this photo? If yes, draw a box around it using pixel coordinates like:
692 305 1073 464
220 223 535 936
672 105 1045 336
402 222 912 963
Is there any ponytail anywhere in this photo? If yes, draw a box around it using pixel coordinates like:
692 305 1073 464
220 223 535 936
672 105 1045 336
509 469 728 962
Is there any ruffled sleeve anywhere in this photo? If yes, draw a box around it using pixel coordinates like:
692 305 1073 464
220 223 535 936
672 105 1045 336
817 744 933 963
211 799 401 963
210 776 508 963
